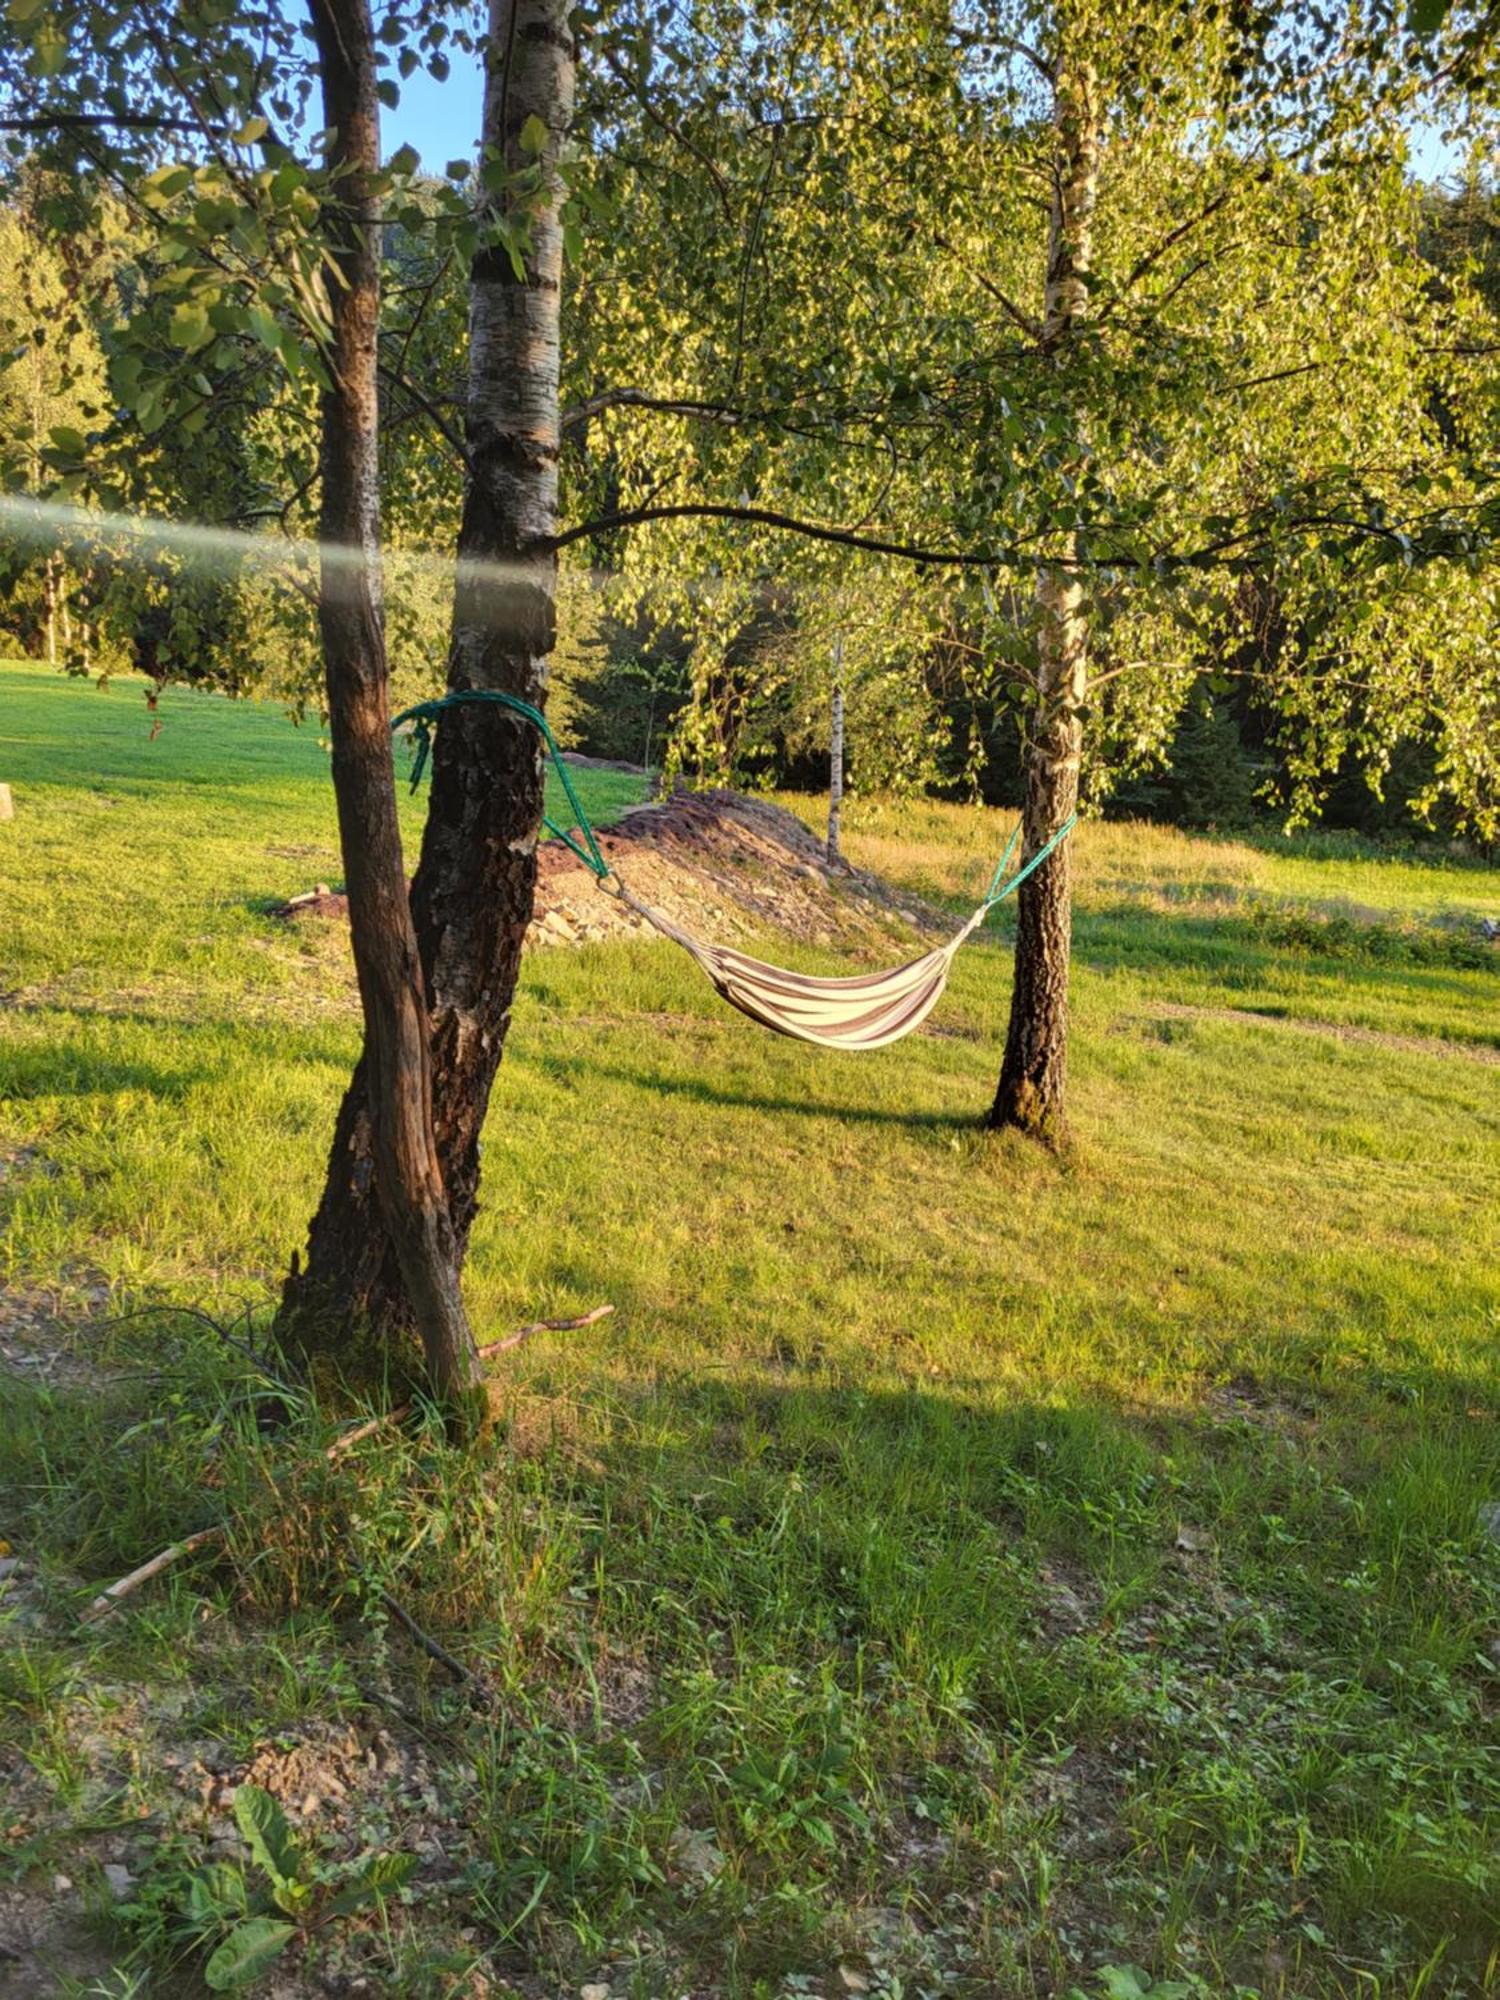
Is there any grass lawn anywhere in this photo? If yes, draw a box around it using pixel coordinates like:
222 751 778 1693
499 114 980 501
3 656 1500 1998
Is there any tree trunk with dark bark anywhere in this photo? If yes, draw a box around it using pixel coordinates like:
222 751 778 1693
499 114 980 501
278 0 482 1418
282 0 576 1351
988 58 1098 1145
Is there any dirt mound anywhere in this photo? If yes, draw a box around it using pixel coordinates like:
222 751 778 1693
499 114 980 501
530 787 941 952
275 788 943 957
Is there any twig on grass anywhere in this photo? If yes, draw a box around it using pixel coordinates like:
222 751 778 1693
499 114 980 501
477 1302 615 1361
326 1304 615 1456
325 1405 412 1459
374 1588 496 1711
82 1527 226 1621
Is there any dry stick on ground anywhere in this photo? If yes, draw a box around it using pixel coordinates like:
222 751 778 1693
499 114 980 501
478 1301 614 1360
82 1528 226 1621
83 1533 493 1704
325 1304 615 1459
375 1588 496 1709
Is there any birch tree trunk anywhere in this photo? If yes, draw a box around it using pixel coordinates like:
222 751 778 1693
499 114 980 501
988 58 1098 1143
278 0 482 1418
283 0 576 1352
827 634 844 866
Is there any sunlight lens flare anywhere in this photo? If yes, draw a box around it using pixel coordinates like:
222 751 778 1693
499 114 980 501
0 493 542 596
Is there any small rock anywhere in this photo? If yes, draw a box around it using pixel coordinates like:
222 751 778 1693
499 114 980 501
0 1557 18 1581
1175 1524 1212 1553
581 1984 611 2000
839 1970 871 1994
52 1873 72 1893
669 1826 725 1884
1479 1501 1500 1544
301 1793 320 1817
102 1864 134 1898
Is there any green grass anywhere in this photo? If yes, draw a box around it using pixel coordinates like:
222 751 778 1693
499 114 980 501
3 658 1500 1997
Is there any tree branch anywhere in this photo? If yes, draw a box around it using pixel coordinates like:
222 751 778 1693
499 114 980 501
597 41 734 221
545 498 1487 575
545 500 1025 567
561 388 746 432
932 230 1043 343
376 361 470 466
0 112 220 133
1118 190 1234 297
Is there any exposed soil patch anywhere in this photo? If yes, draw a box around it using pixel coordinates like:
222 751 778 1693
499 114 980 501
0 1276 114 1392
274 788 945 956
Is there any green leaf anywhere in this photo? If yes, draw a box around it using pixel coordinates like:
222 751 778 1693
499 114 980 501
33 21 67 74
376 78 400 109
268 160 304 205
186 1861 249 1927
203 1918 297 1991
326 1850 418 1916
270 1876 316 1917
233 1784 302 1892
518 113 549 155
1098 1971 1151 2000
444 157 470 180
387 142 419 177
1408 0 1452 29
234 115 269 145
169 301 212 351
47 424 86 459
245 305 283 353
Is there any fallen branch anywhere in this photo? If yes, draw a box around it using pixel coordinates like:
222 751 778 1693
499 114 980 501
478 1302 615 1361
82 1526 225 1621
375 1587 496 1710
326 1304 614 1458
325 1406 411 1459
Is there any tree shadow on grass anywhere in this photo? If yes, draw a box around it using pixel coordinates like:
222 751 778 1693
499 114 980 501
568 1057 980 1131
5 1298 1499 1996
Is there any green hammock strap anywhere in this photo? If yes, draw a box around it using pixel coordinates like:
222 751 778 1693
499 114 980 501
390 688 612 881
979 810 1078 915
984 819 1023 902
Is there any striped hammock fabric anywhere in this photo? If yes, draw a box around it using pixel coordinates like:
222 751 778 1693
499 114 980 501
391 691 1075 1052
611 883 992 1051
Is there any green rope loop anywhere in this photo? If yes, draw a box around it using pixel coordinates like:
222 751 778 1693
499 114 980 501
390 688 612 881
984 818 1024 902
980 810 1078 915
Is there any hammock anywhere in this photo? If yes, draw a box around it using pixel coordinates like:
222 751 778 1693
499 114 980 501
392 690 1076 1054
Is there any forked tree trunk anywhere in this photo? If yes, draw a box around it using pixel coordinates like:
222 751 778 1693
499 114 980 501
988 58 1098 1144
278 0 482 1418
283 0 576 1350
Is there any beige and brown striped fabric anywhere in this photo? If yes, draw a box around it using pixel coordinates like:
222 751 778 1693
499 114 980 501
611 881 989 1051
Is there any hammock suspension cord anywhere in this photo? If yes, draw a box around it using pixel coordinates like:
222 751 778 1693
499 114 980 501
391 688 1077 1050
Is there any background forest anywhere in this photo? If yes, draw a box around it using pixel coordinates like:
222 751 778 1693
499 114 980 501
1 91 1495 842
